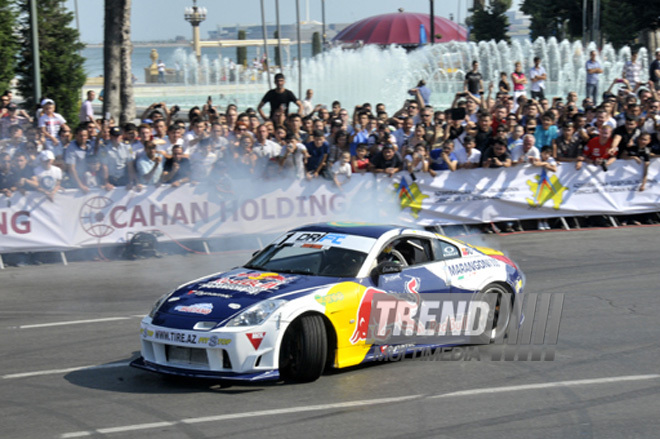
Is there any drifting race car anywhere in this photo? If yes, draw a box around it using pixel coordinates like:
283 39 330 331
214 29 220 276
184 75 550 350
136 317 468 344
131 222 525 382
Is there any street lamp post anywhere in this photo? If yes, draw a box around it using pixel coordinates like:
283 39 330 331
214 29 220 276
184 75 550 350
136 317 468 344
184 0 207 63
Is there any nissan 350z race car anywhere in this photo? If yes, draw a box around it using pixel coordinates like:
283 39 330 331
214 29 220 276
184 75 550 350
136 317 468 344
131 223 525 382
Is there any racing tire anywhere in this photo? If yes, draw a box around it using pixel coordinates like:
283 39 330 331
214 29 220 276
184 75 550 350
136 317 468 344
478 283 514 342
279 314 328 383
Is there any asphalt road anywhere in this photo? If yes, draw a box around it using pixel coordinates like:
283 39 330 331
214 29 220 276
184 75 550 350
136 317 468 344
2 227 660 439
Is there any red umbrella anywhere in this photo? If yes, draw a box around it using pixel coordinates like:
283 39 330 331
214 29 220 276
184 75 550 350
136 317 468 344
333 11 467 46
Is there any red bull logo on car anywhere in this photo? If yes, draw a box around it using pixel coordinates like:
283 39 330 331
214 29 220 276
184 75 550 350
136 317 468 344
349 277 421 345
197 272 295 295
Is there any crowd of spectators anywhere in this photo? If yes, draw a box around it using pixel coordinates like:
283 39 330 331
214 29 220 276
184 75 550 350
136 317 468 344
2 51 660 229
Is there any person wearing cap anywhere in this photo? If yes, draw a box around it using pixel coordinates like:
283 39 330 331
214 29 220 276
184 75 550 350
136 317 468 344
369 143 403 177
38 99 66 150
33 150 62 201
97 126 136 189
586 50 603 105
651 49 660 90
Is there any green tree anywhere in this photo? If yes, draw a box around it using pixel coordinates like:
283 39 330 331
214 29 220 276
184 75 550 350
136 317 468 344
601 0 639 49
273 30 281 67
0 0 18 93
237 29 247 66
312 31 322 56
469 0 511 43
16 0 85 123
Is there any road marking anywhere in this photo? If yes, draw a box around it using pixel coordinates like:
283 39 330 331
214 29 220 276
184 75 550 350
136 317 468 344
430 374 660 398
14 317 135 330
59 394 424 438
58 374 660 438
2 362 129 380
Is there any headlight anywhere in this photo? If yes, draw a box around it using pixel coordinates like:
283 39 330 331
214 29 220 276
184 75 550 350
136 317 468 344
226 299 286 327
148 291 173 318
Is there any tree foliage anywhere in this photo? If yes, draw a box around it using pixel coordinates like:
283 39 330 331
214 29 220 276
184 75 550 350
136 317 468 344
521 0 660 46
0 0 18 93
16 0 85 123
469 0 511 43
237 30 247 66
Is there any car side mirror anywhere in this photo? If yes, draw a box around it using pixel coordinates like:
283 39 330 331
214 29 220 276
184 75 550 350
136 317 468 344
370 261 403 284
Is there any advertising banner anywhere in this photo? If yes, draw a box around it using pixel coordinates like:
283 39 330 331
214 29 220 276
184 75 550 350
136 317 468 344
1 159 657 253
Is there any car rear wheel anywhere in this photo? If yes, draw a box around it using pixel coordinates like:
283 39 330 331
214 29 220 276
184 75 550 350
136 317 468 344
279 314 327 383
479 283 514 342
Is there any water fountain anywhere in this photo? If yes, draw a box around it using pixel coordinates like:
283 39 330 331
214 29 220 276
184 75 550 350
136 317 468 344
134 38 650 113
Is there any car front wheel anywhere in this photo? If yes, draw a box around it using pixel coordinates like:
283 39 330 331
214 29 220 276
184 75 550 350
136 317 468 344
279 314 327 383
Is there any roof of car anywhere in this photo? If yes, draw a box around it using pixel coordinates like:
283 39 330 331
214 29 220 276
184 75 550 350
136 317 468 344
291 222 406 239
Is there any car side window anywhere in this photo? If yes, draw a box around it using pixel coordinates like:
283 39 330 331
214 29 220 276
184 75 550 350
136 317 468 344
432 239 461 261
378 237 433 267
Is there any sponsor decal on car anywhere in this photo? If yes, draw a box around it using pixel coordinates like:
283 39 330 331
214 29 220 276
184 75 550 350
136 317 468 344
199 335 231 347
315 291 344 306
446 258 496 277
174 302 213 315
197 272 295 295
187 289 233 299
246 332 266 349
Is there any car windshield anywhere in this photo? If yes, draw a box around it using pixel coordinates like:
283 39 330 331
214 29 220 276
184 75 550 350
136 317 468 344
245 244 368 278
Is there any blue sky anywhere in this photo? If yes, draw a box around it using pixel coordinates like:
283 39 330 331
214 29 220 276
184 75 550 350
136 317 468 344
64 0 488 43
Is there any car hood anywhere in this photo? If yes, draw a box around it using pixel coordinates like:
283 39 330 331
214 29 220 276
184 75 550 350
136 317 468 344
152 268 337 328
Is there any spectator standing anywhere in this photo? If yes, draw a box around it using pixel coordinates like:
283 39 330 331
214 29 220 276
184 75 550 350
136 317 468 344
428 141 458 174
585 50 603 104
305 129 330 180
464 61 484 97
482 138 512 168
511 61 527 104
64 125 91 192
534 112 559 150
650 48 660 90
622 50 642 91
136 141 163 186
161 145 191 187
38 99 66 151
257 73 302 121
553 122 582 161
455 135 481 169
577 124 616 171
79 90 96 123
33 150 62 201
529 57 547 100
498 72 510 94
511 134 541 164
12 152 37 193
278 133 308 179
157 60 166 84
330 151 352 188
369 144 402 177
98 126 135 188
0 152 17 196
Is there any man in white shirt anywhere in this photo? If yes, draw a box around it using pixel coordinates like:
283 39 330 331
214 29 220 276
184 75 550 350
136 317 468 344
529 57 547 101
79 90 96 123
511 134 541 164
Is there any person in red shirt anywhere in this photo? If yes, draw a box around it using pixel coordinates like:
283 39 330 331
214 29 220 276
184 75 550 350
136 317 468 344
576 124 616 171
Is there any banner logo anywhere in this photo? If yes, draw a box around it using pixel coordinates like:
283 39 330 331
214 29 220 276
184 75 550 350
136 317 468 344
394 177 428 218
79 196 115 238
526 169 567 209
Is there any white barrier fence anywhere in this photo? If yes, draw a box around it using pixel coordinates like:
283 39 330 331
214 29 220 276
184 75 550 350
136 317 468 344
1 159 658 255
